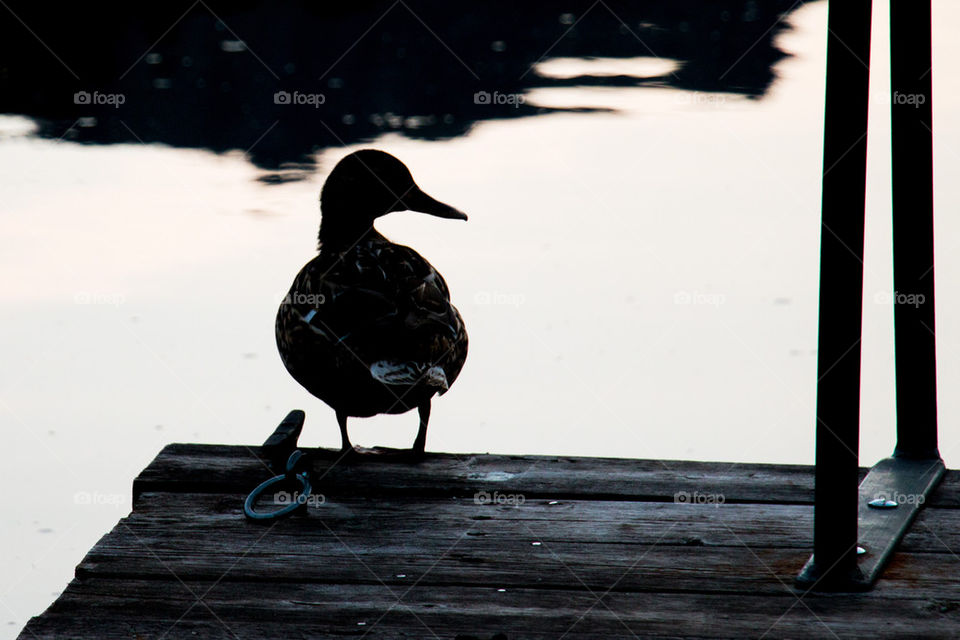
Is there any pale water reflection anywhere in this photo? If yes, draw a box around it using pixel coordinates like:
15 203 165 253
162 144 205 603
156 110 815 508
5 0 960 634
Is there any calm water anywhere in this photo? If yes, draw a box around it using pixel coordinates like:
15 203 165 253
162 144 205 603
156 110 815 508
5 0 960 634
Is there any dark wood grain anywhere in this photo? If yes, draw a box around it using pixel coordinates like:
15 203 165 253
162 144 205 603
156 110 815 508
21 578 960 639
134 444 960 506
19 444 960 639
132 444 833 505
111 491 960 554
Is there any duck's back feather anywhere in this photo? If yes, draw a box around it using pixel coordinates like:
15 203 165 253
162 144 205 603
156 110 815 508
276 234 467 417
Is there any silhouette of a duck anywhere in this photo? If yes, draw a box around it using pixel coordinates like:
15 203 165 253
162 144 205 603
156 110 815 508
276 150 468 459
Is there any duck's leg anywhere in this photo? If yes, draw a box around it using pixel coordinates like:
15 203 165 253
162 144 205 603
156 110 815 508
345 404 429 461
412 401 430 457
336 411 353 453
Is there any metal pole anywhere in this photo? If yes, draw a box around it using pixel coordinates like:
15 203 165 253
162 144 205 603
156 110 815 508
890 0 939 461
800 0 873 588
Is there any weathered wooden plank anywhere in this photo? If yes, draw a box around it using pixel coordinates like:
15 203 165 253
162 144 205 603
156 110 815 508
132 444 838 505
75 502 960 600
20 578 960 639
125 490 960 554
76 534 811 594
135 444 960 506
134 491 815 548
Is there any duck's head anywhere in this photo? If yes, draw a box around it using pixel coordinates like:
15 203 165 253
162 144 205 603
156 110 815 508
319 149 467 248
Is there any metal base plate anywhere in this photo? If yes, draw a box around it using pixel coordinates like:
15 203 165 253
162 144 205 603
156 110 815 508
796 456 945 592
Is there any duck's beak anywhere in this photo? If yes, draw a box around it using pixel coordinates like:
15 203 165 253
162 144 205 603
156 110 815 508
400 187 468 221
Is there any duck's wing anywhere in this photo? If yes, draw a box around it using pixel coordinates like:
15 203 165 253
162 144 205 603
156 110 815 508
378 242 468 394
280 257 399 354
377 241 466 346
282 242 465 374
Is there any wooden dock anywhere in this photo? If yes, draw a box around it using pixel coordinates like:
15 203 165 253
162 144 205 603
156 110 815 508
18 444 960 638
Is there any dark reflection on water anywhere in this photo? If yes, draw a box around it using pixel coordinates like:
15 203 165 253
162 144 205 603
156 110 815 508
0 0 811 180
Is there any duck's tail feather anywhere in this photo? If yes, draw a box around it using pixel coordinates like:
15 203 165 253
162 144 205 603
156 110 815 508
370 361 448 391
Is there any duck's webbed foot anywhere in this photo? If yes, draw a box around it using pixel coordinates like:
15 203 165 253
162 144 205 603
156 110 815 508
352 446 425 462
